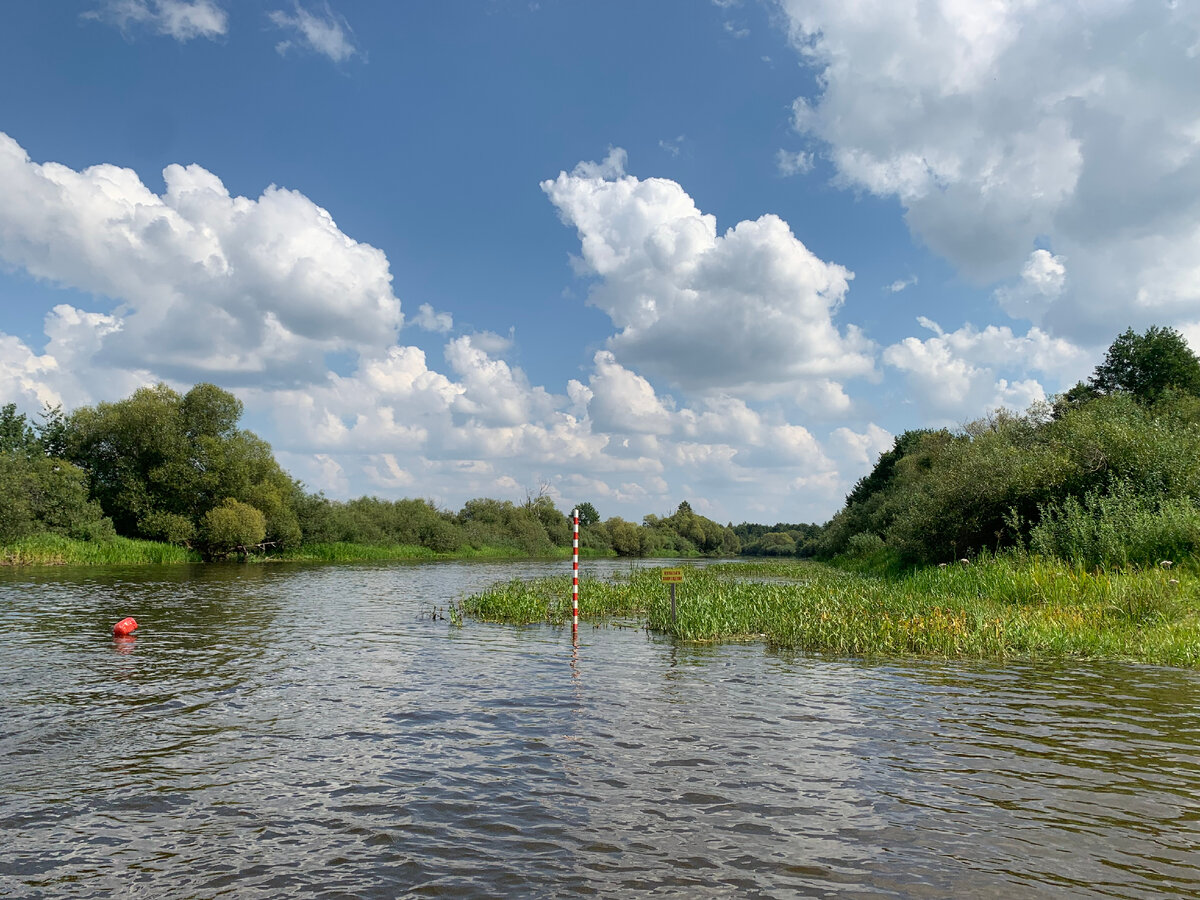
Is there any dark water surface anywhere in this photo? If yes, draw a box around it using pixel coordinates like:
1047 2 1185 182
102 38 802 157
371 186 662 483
2 560 1199 898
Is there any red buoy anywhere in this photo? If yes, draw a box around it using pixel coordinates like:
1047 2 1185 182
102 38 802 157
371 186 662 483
112 617 138 637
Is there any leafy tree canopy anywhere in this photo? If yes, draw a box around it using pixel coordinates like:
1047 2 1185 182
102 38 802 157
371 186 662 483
575 501 600 527
0 403 37 456
1088 326 1200 403
65 382 297 544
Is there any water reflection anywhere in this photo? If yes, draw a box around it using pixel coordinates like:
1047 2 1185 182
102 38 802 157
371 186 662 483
1 560 1198 898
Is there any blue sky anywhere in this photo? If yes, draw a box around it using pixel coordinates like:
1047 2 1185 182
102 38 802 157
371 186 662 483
1 1 1198 524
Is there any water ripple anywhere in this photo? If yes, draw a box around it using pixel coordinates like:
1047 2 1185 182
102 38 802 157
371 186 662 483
2 561 1199 898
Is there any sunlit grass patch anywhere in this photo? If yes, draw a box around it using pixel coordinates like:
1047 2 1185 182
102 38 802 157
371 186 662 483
0 534 200 566
274 542 438 562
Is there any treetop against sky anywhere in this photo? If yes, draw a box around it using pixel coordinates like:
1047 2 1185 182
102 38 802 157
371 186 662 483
0 1 1198 523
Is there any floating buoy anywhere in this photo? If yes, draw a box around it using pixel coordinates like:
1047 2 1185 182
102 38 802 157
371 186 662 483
112 617 138 637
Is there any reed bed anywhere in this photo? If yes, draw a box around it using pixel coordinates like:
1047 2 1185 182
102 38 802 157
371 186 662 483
460 556 1200 667
275 542 439 562
0 535 201 566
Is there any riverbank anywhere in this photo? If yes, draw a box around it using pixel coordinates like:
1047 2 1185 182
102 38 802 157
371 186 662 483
0 534 623 567
460 554 1200 667
0 534 202 566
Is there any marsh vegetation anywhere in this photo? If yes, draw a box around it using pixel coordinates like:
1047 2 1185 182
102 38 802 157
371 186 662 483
461 556 1200 667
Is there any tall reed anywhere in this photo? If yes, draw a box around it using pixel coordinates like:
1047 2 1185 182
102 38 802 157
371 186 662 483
0 534 200 566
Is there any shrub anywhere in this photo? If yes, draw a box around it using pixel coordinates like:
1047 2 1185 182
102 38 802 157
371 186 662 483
200 498 266 559
1030 484 1200 568
845 532 886 557
139 510 197 545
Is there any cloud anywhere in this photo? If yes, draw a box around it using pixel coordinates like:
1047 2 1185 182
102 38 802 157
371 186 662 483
994 249 1066 321
883 318 1089 421
444 335 559 428
776 149 814 176
462 329 513 355
778 0 1200 341
659 135 686 157
364 453 415 490
586 351 675 435
85 0 227 41
0 132 402 387
412 303 453 333
541 149 875 401
0 136 890 525
269 2 359 62
886 275 918 294
828 424 894 469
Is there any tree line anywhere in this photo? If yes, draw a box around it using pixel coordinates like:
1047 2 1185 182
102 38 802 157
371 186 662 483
0 383 740 560
6 325 1193 568
815 325 1200 568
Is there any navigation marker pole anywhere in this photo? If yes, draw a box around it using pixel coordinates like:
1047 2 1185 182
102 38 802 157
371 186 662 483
572 508 580 641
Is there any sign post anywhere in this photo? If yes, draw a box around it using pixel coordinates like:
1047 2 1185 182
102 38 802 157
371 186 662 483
661 568 683 625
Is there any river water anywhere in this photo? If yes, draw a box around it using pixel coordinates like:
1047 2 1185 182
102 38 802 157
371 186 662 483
2 559 1198 898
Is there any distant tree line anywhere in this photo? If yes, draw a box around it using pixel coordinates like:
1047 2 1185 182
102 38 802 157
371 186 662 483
0 383 741 560
730 522 823 557
9 325 1191 569
579 500 741 558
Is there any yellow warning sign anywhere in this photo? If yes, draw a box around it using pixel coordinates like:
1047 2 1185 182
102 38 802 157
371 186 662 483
661 568 684 583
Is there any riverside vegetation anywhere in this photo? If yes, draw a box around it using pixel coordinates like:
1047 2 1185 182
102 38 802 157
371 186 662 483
4 325 1200 667
460 326 1200 666
0 383 739 564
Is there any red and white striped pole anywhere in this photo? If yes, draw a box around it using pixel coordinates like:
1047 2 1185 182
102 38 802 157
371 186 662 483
571 507 580 639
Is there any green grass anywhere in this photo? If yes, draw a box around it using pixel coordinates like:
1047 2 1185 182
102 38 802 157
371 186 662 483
272 542 439 562
0 535 617 567
0 534 201 566
276 541 630 564
458 554 1200 667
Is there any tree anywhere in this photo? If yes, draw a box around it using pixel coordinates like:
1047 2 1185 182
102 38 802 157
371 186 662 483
0 452 113 543
575 501 600 526
605 517 643 556
1089 326 1200 403
66 382 300 546
36 403 69 458
0 404 37 455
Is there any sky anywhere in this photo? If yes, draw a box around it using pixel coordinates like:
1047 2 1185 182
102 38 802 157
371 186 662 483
1 0 1199 526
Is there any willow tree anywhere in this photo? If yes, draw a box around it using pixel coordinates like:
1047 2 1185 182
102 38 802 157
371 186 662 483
67 383 301 546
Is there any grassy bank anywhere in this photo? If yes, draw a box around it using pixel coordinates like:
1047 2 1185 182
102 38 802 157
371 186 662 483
458 554 1200 667
0 534 201 566
0 535 619 567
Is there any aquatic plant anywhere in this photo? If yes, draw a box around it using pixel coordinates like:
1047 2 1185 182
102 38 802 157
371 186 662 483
460 556 1200 668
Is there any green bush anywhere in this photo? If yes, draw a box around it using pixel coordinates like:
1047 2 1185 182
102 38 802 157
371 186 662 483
139 510 196 545
845 532 886 557
1030 484 1200 568
200 498 266 558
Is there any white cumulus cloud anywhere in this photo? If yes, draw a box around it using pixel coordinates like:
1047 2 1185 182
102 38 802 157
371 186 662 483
995 249 1067 321
542 149 875 401
0 132 402 387
776 149 814 176
883 318 1088 421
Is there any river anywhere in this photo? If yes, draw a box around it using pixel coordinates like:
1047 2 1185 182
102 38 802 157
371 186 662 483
2 559 1198 898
